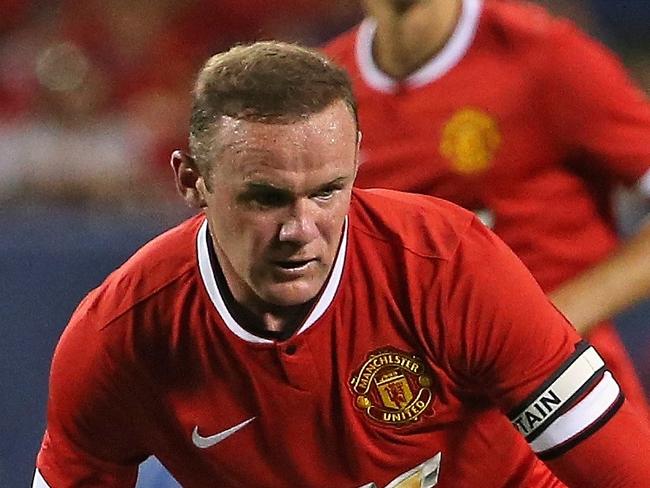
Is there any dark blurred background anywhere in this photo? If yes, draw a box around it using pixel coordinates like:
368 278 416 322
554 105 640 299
1 1 648 486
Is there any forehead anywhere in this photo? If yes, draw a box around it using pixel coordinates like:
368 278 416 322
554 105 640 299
212 101 357 181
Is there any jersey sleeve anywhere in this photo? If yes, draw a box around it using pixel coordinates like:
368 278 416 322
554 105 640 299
443 217 628 458
542 19 650 193
544 399 650 486
35 303 146 487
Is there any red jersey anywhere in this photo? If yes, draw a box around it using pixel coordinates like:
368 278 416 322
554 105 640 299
323 0 650 417
35 190 626 487
324 0 650 292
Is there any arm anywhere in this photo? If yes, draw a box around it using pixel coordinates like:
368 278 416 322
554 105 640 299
35 301 145 487
549 218 650 335
545 400 650 487
446 217 650 486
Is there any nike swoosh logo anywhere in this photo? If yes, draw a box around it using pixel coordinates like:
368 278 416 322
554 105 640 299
192 417 256 449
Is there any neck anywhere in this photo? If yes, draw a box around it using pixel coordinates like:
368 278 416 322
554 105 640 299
223 279 316 338
372 0 463 79
207 229 314 338
245 303 315 338
218 286 315 339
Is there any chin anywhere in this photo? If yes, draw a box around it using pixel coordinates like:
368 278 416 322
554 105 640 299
262 281 323 307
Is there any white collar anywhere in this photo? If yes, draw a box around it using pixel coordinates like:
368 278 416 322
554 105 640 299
355 0 483 93
197 217 348 344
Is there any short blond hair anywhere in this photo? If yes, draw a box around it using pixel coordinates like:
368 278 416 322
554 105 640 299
189 41 358 171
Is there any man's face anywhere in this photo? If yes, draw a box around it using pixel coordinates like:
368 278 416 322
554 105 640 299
201 101 358 308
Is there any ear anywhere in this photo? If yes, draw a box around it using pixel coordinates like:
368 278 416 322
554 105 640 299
170 150 208 208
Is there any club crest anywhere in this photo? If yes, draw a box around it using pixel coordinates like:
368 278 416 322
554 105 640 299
439 107 501 174
350 348 434 426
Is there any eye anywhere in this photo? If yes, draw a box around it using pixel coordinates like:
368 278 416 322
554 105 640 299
311 185 342 201
312 189 334 200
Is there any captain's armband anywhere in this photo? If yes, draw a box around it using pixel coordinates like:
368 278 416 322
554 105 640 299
508 342 623 459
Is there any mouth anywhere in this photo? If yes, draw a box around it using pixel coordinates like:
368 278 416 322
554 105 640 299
271 258 317 272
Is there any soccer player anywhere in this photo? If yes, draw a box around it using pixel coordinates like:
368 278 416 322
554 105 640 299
324 0 650 414
34 41 650 487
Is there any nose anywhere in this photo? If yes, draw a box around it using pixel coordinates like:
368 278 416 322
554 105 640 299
278 199 319 245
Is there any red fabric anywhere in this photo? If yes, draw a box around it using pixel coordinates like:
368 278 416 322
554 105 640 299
545 400 650 487
36 189 597 487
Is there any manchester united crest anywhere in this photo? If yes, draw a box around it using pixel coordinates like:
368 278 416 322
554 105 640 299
350 348 434 426
439 107 501 174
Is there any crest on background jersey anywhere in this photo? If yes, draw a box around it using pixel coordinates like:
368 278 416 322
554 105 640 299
350 348 434 426
439 107 501 174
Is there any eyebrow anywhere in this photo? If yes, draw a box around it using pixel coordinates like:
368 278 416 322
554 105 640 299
243 176 349 193
243 182 292 197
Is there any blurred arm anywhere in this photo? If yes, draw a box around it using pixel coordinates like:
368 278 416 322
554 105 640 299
549 218 650 335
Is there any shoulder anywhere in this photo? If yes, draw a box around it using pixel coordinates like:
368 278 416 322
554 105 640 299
48 215 205 406
479 1 584 58
483 1 561 38
349 188 475 262
67 213 204 333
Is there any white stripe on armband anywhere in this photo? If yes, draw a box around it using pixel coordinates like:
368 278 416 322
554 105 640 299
33 468 51 488
510 346 604 439
530 371 620 454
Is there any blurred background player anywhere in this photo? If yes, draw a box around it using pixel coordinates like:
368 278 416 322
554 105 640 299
323 0 650 415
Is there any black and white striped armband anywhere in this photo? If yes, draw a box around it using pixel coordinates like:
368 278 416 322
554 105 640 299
508 341 624 460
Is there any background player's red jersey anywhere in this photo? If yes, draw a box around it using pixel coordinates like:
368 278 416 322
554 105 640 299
324 0 650 411
36 190 630 487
